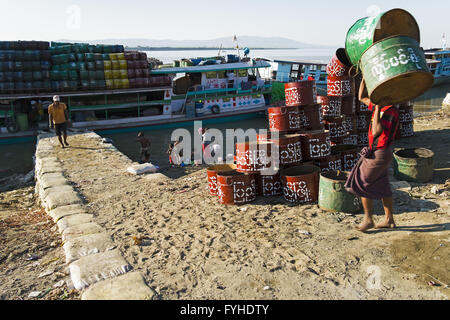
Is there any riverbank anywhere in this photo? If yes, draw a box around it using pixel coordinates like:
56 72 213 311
1 107 449 300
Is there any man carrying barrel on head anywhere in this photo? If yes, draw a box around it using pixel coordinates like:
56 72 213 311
345 80 400 232
48 95 70 149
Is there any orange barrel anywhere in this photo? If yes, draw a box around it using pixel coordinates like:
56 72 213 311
281 165 321 203
285 80 316 106
341 96 356 115
217 171 257 205
207 164 236 196
357 113 370 131
327 48 352 77
272 133 303 167
343 114 357 133
298 104 323 131
299 130 331 161
268 106 301 133
323 116 347 139
327 76 353 97
314 153 343 173
398 102 413 123
318 95 342 118
256 171 283 197
331 145 360 172
357 129 369 147
236 141 275 173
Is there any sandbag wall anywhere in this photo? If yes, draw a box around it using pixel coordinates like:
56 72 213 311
0 41 51 94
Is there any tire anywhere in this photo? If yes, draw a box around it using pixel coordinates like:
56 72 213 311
211 105 220 115
6 119 19 133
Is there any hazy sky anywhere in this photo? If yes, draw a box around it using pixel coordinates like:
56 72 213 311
0 0 448 48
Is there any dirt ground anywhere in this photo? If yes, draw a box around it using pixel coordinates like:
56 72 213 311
0 108 448 300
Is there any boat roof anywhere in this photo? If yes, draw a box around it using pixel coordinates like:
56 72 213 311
150 60 271 75
265 58 327 66
424 49 450 55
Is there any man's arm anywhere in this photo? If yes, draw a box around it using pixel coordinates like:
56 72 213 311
48 108 54 128
371 105 384 137
358 79 371 107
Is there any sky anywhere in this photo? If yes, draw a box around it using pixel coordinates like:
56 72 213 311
0 0 448 49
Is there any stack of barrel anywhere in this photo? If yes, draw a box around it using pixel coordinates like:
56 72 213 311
0 41 52 94
123 51 150 89
396 101 414 138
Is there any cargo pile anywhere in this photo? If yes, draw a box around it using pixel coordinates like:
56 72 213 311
0 40 169 95
0 41 51 94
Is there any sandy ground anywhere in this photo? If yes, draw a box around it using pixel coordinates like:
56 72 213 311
1 108 449 300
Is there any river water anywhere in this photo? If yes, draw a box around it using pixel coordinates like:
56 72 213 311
0 49 448 177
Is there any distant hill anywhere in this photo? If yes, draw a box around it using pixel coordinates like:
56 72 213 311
56 36 333 49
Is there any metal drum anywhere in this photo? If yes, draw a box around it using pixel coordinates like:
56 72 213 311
360 36 433 106
256 172 283 197
341 96 355 115
268 106 301 133
318 95 342 118
331 145 360 172
299 104 323 130
319 171 362 213
299 130 331 161
397 121 414 138
285 80 316 106
357 129 369 147
323 116 347 139
357 113 371 131
327 76 353 97
398 102 413 123
343 131 359 146
327 48 353 77
281 165 321 204
393 148 434 183
356 100 371 114
345 8 420 66
236 141 275 173
257 133 302 166
217 171 257 205
343 114 357 132
314 153 342 173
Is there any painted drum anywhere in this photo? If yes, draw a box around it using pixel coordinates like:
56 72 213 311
318 96 342 118
217 171 257 205
285 80 316 106
356 99 371 114
357 130 369 147
397 103 413 123
206 164 237 196
331 145 360 172
327 48 353 77
257 133 302 166
298 104 323 131
345 8 420 66
330 133 350 147
319 171 362 213
357 113 371 130
393 148 434 183
323 116 347 139
256 171 283 197
360 36 434 106
343 115 357 132
268 106 301 133
397 121 414 138
327 76 353 97
281 165 321 204
341 96 356 115
236 141 276 173
342 131 359 146
314 153 342 173
299 130 331 161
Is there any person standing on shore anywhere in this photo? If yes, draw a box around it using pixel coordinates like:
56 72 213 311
137 132 151 163
345 80 400 232
48 95 70 149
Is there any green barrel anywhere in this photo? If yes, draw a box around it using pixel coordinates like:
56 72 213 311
345 8 420 66
360 36 434 106
393 148 434 183
16 113 29 131
318 171 362 213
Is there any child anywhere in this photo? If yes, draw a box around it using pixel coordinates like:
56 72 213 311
167 143 175 167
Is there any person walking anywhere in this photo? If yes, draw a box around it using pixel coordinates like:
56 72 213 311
345 80 400 232
136 132 151 163
48 95 70 148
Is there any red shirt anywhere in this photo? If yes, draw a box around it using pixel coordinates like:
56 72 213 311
368 103 399 150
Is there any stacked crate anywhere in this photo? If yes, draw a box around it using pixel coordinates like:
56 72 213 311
0 41 51 94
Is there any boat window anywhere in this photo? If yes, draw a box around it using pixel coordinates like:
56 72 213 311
292 64 299 71
319 74 327 81
310 65 317 71
217 71 227 79
206 72 217 79
320 65 326 71
238 69 248 77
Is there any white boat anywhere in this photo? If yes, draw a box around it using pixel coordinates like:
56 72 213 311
424 48 450 86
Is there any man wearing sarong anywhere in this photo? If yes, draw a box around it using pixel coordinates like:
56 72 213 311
136 132 151 163
345 80 400 232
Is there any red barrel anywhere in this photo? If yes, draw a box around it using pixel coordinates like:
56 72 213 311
299 104 323 130
217 171 257 205
323 116 347 139
327 76 353 97
326 48 352 77
281 165 321 203
343 115 357 132
331 145 360 172
398 103 413 123
285 80 316 106
357 113 371 131
256 172 283 197
256 133 302 166
207 164 237 196
314 153 342 173
299 130 331 161
318 95 342 118
357 130 369 147
268 106 301 133
341 97 356 115
236 141 275 173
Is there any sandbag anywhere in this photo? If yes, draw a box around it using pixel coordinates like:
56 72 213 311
127 163 159 175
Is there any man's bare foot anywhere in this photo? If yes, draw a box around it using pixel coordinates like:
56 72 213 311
61 145 66 149
356 220 375 232
376 219 396 229
64 141 69 146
